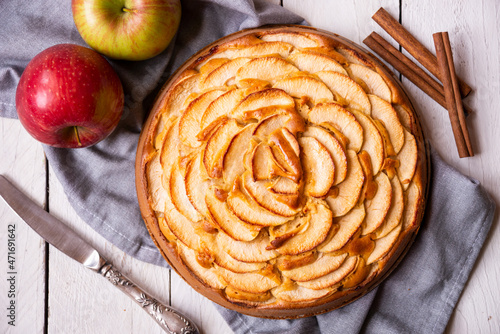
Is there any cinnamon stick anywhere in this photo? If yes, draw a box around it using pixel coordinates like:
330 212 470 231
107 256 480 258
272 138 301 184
369 32 443 94
433 32 473 157
372 7 472 98
364 32 445 107
363 32 472 116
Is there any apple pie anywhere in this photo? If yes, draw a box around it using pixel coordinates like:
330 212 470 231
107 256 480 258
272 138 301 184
136 26 428 318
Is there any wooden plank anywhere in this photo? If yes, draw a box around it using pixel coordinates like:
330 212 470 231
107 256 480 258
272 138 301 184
170 273 234 334
283 0 399 45
400 1 500 333
0 118 46 334
282 0 402 77
46 167 170 333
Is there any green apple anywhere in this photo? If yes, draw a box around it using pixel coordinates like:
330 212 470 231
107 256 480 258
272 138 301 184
72 0 181 61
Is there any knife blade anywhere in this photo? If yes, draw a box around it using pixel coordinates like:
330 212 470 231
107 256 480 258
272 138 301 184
0 175 199 334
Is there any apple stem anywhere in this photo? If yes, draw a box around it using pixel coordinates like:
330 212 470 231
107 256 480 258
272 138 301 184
74 126 82 147
122 7 135 13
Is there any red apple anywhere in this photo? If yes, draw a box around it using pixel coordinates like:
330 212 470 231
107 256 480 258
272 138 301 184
72 0 181 61
15 44 124 148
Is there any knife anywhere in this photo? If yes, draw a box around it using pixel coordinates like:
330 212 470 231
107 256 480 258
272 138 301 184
0 175 199 334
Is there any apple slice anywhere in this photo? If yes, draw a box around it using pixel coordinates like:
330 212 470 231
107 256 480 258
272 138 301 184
198 57 229 73
357 150 378 201
393 104 413 131
397 129 418 189
185 151 210 217
351 110 385 175
341 229 375 258
273 281 335 302
242 171 300 217
299 137 335 197
214 246 267 274
301 47 348 65
200 88 245 132
153 113 176 150
252 142 276 181
403 181 422 230
205 187 261 242
201 57 251 90
366 223 402 265
177 242 226 290
218 265 280 294
169 161 203 223
156 216 177 244
268 128 302 183
289 50 347 75
236 79 273 92
217 230 279 263
325 150 365 217
302 126 347 185
223 123 257 186
369 94 405 154
203 118 242 178
196 112 228 143
281 127 301 155
227 177 292 226
231 88 295 121
336 47 371 66
164 188 202 251
160 72 200 118
319 203 366 252
159 149 215 252
272 200 333 255
297 256 358 290
154 119 180 209
273 75 334 103
159 131 181 172
253 112 305 140
308 103 364 152
212 41 293 60
271 177 300 195
147 153 169 213
236 56 299 83
277 251 318 271
224 286 274 305
179 89 226 148
231 41 293 58
251 142 289 181
198 58 230 83
267 215 308 250
341 256 373 289
362 172 392 235
282 252 347 282
374 175 404 239
271 192 301 212
260 32 319 48
316 71 371 114
348 64 392 102
269 125 300 154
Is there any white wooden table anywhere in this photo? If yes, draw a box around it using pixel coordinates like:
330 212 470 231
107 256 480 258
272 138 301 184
1 1 499 333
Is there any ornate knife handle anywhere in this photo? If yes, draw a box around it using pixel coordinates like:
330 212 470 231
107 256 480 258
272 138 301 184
98 262 199 334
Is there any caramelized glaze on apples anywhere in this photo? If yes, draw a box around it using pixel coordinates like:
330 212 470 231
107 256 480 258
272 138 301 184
137 26 427 318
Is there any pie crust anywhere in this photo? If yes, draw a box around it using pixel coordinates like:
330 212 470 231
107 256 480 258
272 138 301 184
136 25 428 318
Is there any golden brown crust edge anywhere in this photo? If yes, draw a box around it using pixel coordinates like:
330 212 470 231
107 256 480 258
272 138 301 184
135 25 429 319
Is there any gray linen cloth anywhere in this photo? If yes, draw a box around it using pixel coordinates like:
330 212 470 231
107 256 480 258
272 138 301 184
0 1 495 333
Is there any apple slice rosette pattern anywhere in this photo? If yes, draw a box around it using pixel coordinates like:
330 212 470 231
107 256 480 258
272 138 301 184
136 26 428 319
